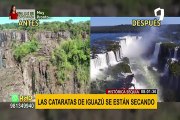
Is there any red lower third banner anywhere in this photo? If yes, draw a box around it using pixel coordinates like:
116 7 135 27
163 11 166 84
106 89 157 94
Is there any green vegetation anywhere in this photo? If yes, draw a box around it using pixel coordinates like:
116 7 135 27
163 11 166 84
108 62 131 79
161 42 177 49
92 40 120 53
107 45 120 51
122 57 130 64
158 42 180 71
116 62 131 73
169 62 180 76
51 38 90 84
4 20 90 86
13 39 40 62
0 20 90 39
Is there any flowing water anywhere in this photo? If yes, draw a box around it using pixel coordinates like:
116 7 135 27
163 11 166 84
91 33 163 101
130 58 163 101
151 42 161 64
174 47 179 59
90 50 120 80
107 51 118 66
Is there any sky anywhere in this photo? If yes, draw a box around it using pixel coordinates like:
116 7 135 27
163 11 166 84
91 17 180 26
0 17 90 24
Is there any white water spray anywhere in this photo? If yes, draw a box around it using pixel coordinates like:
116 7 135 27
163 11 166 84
174 47 179 59
91 32 163 101
151 42 161 64
90 51 119 80
163 63 169 76
107 51 118 66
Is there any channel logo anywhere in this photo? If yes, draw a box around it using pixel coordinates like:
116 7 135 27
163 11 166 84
11 94 33 102
154 7 164 21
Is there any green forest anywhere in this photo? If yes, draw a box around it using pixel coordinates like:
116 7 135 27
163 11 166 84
13 38 40 62
1 20 90 85
0 20 90 38
51 38 90 84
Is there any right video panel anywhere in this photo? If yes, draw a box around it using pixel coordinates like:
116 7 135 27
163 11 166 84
90 17 180 102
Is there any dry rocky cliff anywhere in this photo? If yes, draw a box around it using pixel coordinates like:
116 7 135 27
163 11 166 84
0 30 88 102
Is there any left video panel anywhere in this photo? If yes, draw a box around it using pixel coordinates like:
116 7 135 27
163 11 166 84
0 16 90 102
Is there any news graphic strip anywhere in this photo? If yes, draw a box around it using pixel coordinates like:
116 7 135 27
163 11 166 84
35 93 157 109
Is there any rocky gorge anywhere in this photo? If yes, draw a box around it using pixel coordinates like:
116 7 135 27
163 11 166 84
90 25 180 101
155 42 180 101
0 28 89 102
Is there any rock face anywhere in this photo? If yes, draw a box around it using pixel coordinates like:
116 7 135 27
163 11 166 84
157 43 180 71
157 44 171 71
0 30 28 68
20 57 81 95
0 30 28 43
0 68 24 102
0 30 88 102
90 73 134 93
35 30 71 41
156 42 180 101
0 30 30 102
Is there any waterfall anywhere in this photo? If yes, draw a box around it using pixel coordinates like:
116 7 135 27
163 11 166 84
174 47 178 59
115 49 121 62
91 33 163 101
106 52 110 66
90 58 100 80
130 59 163 101
151 42 161 64
120 46 122 58
119 36 142 58
107 51 118 66
91 58 97 69
119 46 123 58
129 77 147 89
90 53 108 80
97 54 108 69
125 36 135 47
169 49 173 58
119 39 126 57
90 50 120 80
163 63 169 76
114 51 118 62
118 49 121 61
91 54 108 69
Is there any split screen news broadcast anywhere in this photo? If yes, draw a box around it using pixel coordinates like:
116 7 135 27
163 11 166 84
0 4 180 112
